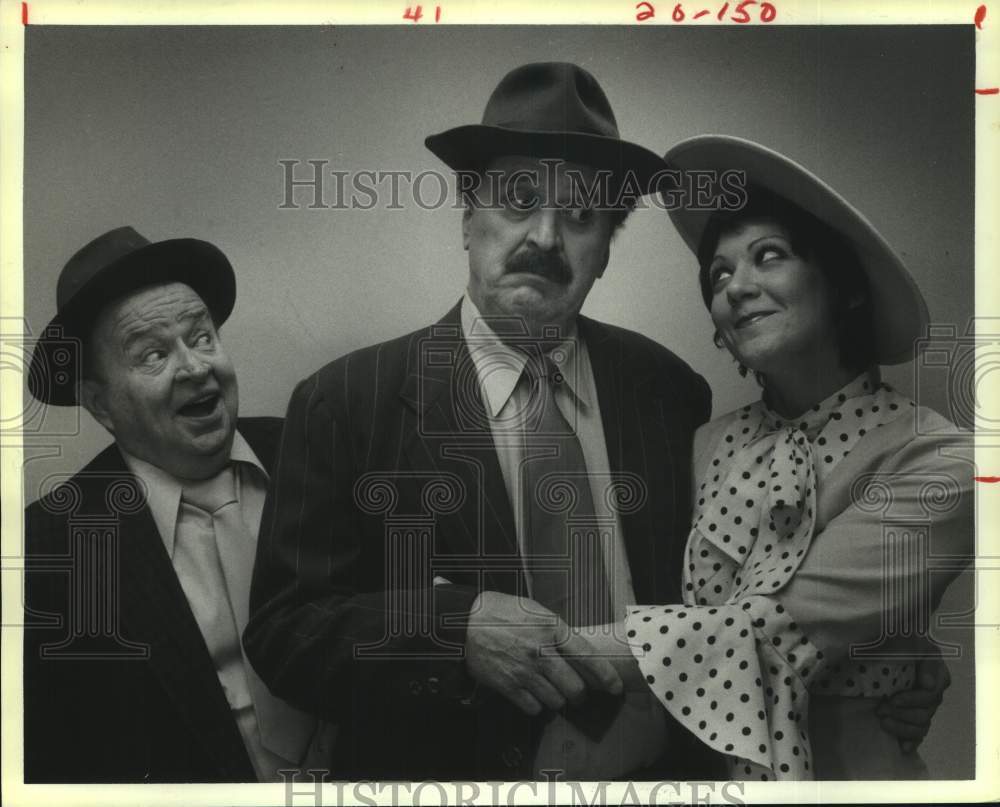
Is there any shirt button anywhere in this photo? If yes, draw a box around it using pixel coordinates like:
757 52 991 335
427 676 440 694
408 680 423 696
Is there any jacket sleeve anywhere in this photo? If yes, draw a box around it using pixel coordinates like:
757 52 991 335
243 367 482 722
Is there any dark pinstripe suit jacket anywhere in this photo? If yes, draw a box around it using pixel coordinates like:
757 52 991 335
23 417 282 783
245 302 718 780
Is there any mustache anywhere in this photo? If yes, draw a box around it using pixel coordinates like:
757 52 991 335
505 249 571 285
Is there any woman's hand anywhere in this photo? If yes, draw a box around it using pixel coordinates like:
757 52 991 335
876 651 951 752
569 622 650 691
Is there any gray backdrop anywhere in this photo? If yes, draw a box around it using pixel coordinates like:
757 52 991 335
21 25 975 778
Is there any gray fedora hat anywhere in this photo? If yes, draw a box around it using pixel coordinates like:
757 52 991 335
425 62 665 195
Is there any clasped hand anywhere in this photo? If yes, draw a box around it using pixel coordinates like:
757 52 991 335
465 590 624 715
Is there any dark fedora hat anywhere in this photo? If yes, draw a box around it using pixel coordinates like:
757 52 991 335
425 62 664 195
28 226 236 406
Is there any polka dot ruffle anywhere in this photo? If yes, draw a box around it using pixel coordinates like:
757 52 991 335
628 373 918 780
628 596 820 778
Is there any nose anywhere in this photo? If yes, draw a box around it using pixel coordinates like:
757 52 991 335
725 261 760 304
175 342 211 380
526 208 562 252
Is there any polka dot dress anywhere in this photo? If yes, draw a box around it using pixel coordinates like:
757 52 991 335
626 373 917 780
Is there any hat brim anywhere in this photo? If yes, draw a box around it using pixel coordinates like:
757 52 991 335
426 125 667 197
663 135 929 366
29 238 235 406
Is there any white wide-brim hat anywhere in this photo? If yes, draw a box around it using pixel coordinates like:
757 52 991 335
663 135 929 365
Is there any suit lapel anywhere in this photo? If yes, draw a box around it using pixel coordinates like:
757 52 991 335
582 318 681 605
398 304 522 593
91 448 255 780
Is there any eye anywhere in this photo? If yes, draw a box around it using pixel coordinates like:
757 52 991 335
193 330 214 348
505 181 539 212
140 348 167 366
564 206 596 226
708 264 733 292
755 245 786 264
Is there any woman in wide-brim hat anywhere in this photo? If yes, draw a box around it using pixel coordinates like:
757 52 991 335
616 136 973 780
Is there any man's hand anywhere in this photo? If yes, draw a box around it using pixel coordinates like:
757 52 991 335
876 653 951 753
465 591 623 715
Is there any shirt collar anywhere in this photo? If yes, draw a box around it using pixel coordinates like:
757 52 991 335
460 293 590 417
120 430 268 556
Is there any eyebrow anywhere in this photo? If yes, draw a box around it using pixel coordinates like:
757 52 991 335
712 233 790 263
119 306 211 351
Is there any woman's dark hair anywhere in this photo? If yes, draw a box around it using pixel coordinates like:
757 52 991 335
696 184 876 377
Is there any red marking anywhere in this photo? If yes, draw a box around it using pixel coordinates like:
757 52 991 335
694 9 710 17
732 0 754 23
976 87 1000 94
635 1 655 20
403 5 423 22
717 1 729 19
434 5 441 21
761 1 776 21
975 476 1000 483
672 3 685 21
21 2 28 25
975 4 987 29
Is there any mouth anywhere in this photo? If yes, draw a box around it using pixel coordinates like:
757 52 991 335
734 311 775 329
177 391 222 419
505 252 571 286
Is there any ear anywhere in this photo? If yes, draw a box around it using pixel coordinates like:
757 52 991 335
79 378 116 435
461 205 473 251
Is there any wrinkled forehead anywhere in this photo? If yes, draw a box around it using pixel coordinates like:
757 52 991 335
482 155 604 200
715 215 793 246
95 281 211 341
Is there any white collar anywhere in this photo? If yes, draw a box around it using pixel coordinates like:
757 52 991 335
460 293 590 417
120 430 267 556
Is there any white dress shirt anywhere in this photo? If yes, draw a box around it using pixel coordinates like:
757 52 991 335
460 294 667 779
122 432 331 781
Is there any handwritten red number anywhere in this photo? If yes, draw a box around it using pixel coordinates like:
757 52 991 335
731 0 753 23
673 3 685 21
636 1 655 20
760 1 776 21
403 5 423 22
716 2 729 19
435 5 441 21
975 5 987 29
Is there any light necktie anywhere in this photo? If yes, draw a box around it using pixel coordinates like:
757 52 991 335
520 353 619 741
520 354 614 627
178 465 316 774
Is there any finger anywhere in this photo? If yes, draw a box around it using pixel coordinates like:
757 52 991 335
524 673 567 713
539 653 589 704
883 689 943 709
915 656 951 691
879 706 938 726
560 632 624 695
878 716 929 741
508 688 544 716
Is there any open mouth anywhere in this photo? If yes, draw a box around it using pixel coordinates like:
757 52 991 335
735 311 774 329
178 392 221 418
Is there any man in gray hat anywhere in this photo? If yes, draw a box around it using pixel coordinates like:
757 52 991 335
245 63 948 780
23 227 327 782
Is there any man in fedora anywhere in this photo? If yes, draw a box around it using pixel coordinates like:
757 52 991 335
244 61 719 781
245 63 949 780
23 227 328 782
